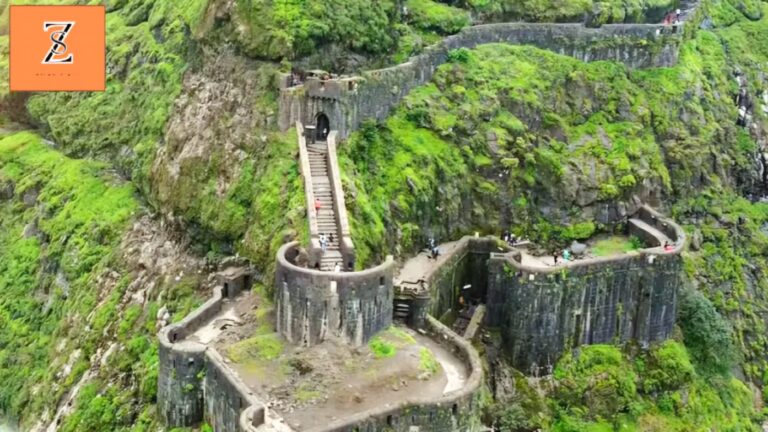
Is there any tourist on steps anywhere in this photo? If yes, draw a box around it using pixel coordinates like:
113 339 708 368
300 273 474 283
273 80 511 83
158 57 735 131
676 8 681 23
334 262 341 272
320 233 328 253
314 198 322 214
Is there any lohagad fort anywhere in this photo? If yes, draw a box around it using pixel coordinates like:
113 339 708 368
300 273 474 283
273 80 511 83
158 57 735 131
158 4 695 431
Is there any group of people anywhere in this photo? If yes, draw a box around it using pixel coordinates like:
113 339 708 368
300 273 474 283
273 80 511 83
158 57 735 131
663 8 682 25
501 230 519 247
552 249 572 265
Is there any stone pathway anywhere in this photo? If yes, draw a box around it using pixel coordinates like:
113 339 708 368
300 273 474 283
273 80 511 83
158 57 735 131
395 240 466 295
307 141 344 271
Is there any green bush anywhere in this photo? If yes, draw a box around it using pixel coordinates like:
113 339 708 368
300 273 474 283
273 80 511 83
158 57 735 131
406 0 471 34
678 288 737 376
642 340 695 392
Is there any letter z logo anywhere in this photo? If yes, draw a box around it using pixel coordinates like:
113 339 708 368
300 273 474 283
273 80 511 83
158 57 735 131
42 22 75 64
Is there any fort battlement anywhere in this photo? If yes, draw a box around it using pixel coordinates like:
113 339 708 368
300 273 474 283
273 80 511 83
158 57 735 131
275 241 395 347
279 21 685 139
395 205 685 375
157 276 274 431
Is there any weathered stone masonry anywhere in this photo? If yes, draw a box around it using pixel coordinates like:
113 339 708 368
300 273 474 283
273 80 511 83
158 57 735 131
279 22 683 139
395 206 685 376
158 272 269 431
487 205 685 375
276 241 395 347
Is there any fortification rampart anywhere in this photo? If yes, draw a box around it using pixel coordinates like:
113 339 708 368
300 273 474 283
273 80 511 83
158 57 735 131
395 236 504 329
158 271 270 432
279 22 683 139
276 242 395 347
303 315 483 432
486 205 685 375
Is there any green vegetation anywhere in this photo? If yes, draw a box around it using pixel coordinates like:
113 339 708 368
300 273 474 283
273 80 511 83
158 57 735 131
459 0 675 24
591 235 644 256
369 336 398 358
294 382 323 403
233 0 399 60
0 131 136 417
418 347 440 377
0 132 205 431
228 334 285 362
406 0 471 34
544 343 758 431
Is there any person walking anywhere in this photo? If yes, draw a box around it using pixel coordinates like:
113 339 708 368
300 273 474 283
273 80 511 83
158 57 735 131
314 198 322 214
320 233 327 253
676 8 681 23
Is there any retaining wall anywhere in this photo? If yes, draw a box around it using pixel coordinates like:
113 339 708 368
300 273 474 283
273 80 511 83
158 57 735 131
158 290 224 427
279 22 683 139
326 132 355 264
486 205 685 375
158 276 270 432
304 315 483 432
395 237 503 328
276 242 395 347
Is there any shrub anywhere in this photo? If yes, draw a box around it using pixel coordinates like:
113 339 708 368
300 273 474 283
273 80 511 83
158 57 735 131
406 0 471 34
678 288 736 376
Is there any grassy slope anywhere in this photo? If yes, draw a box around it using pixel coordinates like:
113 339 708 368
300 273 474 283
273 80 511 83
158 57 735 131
0 131 208 431
0 131 136 424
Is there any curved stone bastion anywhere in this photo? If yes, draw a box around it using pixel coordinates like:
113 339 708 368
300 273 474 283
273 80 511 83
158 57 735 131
279 21 687 139
394 205 685 377
158 264 484 432
487 205 686 375
275 241 395 347
157 280 279 432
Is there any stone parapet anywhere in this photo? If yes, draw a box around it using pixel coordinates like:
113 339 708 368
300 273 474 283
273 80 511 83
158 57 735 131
303 315 483 432
158 275 274 432
296 123 322 264
326 132 355 266
279 21 685 138
486 205 685 375
276 242 394 347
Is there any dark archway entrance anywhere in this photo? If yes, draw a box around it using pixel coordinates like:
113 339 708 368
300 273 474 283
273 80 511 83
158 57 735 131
316 113 330 141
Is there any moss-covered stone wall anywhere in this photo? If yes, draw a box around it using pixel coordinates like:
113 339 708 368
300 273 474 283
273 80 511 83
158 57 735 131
487 251 681 375
280 22 683 139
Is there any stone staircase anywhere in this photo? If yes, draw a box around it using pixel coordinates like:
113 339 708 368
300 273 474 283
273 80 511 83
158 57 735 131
628 217 670 248
307 142 343 271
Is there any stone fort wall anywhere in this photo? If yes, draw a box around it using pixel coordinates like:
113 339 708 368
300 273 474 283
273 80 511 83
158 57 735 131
159 264 483 432
276 242 395 347
279 22 683 139
304 316 484 432
158 284 267 432
486 206 685 375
